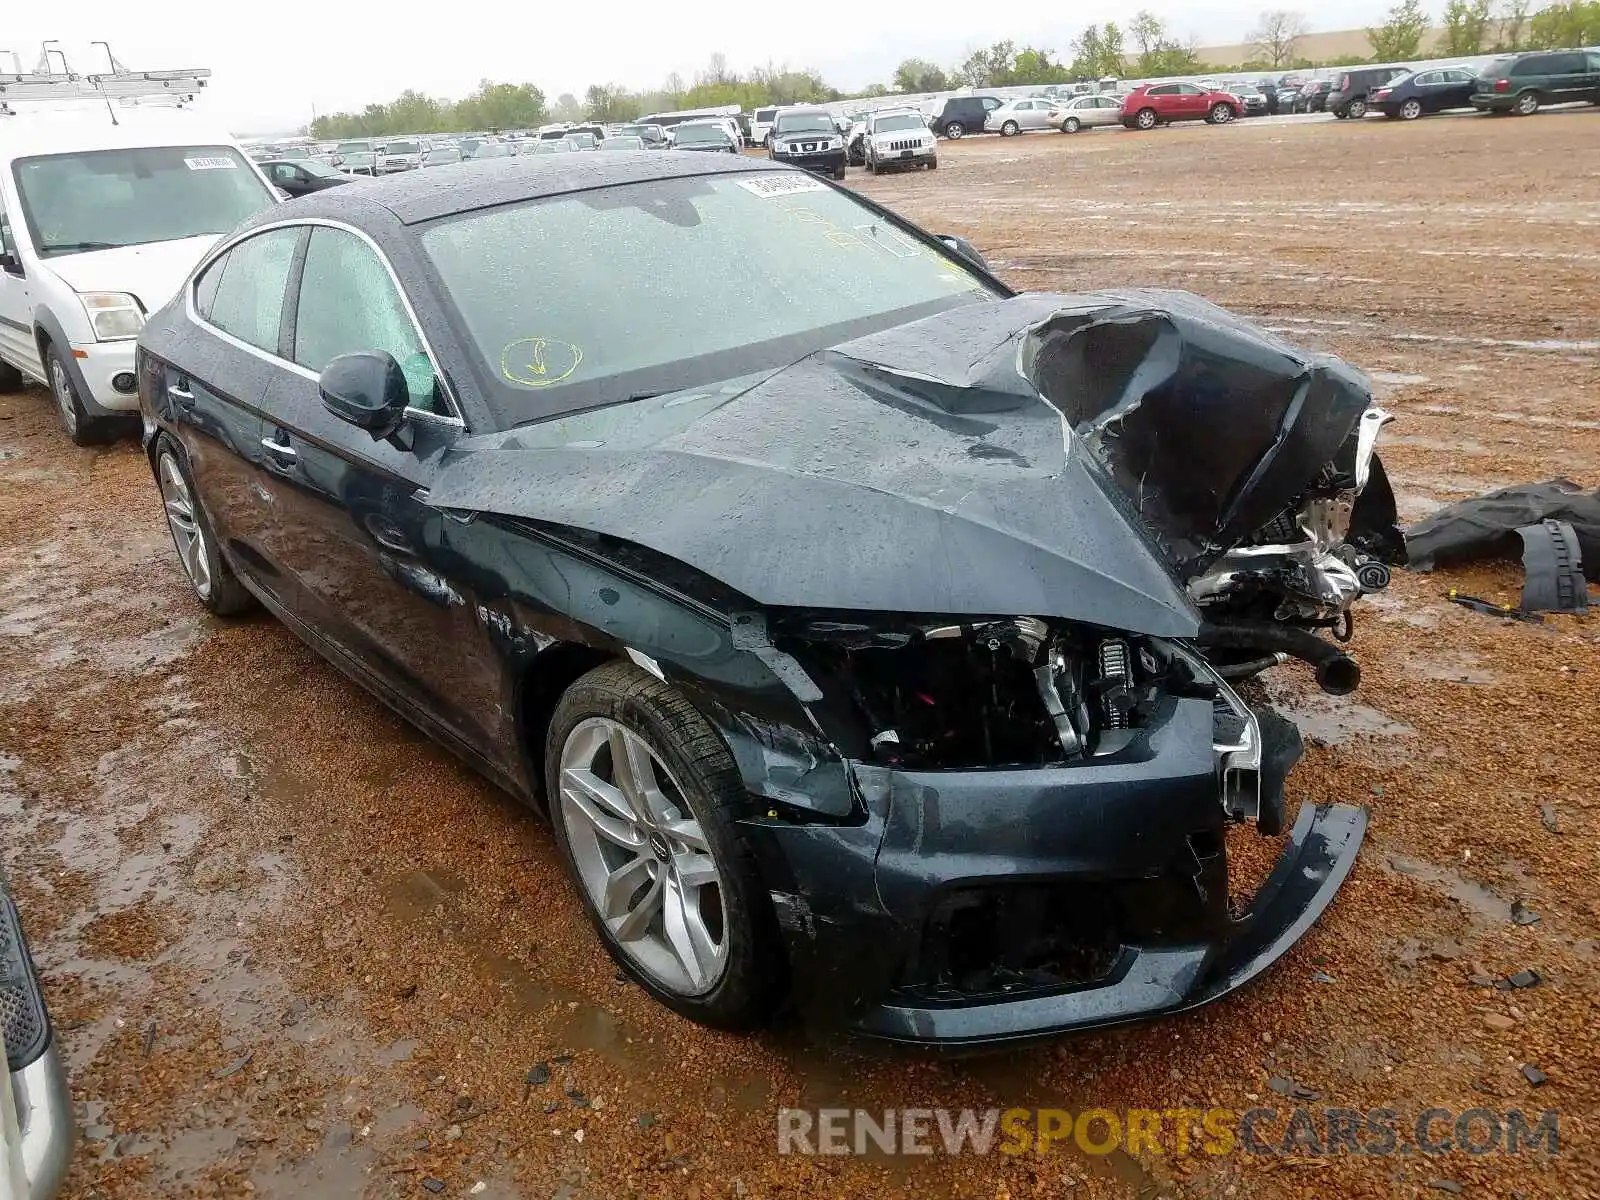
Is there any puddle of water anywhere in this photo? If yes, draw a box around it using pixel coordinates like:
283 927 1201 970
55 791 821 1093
1403 650 1499 685
1384 855 1513 926
1266 681 1414 745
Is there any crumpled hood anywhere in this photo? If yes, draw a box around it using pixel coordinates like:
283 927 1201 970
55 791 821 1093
425 291 1372 636
41 235 221 315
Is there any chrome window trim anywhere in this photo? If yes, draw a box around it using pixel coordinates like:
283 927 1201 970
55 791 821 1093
185 216 466 428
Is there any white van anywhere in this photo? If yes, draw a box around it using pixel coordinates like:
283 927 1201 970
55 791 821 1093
750 106 778 147
0 109 278 443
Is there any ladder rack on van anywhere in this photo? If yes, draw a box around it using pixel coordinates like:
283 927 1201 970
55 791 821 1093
0 68 211 115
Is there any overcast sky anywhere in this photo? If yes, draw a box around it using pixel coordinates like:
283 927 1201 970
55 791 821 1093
8 5 1392 134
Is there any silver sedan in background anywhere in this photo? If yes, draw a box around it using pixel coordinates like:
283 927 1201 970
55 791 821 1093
985 97 1059 135
1051 93 1125 133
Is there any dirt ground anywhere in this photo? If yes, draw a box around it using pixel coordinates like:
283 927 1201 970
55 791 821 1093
3 110 1598 1200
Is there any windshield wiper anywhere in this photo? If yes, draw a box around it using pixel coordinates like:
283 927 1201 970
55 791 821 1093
41 240 122 253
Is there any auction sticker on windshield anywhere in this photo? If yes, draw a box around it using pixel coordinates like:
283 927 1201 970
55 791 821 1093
184 156 238 170
735 175 828 199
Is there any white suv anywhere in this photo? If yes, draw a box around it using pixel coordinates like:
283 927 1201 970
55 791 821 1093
0 109 276 443
864 109 938 174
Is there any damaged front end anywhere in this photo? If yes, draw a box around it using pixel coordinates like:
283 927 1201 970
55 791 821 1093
731 610 1365 1047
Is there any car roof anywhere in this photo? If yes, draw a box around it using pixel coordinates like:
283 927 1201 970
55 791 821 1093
0 109 241 160
243 153 791 226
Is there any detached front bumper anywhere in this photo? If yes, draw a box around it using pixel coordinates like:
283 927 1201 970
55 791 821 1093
2 892 73 1199
737 696 1366 1049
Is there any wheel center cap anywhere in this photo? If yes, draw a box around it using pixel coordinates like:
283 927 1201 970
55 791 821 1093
648 832 671 863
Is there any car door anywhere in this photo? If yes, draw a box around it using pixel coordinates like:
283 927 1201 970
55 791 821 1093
0 207 43 382
1551 52 1587 101
161 226 306 608
259 222 500 755
1179 83 1210 118
1438 69 1476 110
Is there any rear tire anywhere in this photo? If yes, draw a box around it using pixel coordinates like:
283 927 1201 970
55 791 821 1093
1000 120 1019 136
945 121 965 139
1347 98 1367 119
1063 117 1081 133
153 432 257 615
1135 107 1157 130
1514 90 1540 115
545 661 783 1030
1400 99 1423 120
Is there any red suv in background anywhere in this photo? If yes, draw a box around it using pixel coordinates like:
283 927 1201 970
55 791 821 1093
1120 82 1243 130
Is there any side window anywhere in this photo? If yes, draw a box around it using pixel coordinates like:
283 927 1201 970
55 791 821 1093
292 227 439 413
1413 72 1436 86
1512 56 1545 75
205 228 299 353
193 249 228 321
981 97 1002 110
1552 53 1583 73
1147 84 1173 96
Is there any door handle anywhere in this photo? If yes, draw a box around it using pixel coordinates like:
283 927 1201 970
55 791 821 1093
260 434 297 465
168 382 195 409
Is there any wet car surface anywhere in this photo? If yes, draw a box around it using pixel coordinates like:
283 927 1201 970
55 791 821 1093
1 112 1597 1198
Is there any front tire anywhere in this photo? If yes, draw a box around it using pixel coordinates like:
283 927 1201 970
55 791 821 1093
926 157 937 169
545 662 782 1029
153 433 257 615
45 346 109 446
1207 102 1235 124
1135 107 1158 130
1062 117 1081 133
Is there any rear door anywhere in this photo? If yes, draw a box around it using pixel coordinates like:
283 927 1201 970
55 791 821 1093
1549 52 1588 101
260 223 500 755
164 226 306 608
1437 69 1477 110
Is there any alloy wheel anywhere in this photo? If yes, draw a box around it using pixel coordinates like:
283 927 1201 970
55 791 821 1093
946 122 964 138
1348 99 1367 119
1137 108 1157 129
158 452 213 600
1064 118 1080 133
1212 104 1234 124
557 716 728 997
1401 99 1422 120
1515 92 1539 115
49 357 78 439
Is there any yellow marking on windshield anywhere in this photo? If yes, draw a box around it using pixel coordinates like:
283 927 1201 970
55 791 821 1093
500 336 583 388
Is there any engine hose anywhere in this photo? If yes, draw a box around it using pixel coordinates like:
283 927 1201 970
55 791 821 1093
1214 652 1290 680
1196 620 1361 696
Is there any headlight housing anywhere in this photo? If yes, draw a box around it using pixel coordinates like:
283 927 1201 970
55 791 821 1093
79 292 144 341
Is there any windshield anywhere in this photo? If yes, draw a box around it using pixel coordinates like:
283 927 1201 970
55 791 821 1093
539 129 569 140
300 159 346 179
12 146 274 258
421 173 997 428
567 133 597 148
675 124 727 144
387 140 421 155
775 113 833 134
871 114 926 133
601 137 645 151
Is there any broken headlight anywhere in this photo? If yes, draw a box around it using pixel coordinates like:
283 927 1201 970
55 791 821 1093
776 614 1181 770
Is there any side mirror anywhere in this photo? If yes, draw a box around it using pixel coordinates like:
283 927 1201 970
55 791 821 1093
319 350 409 440
938 234 991 274
0 249 20 276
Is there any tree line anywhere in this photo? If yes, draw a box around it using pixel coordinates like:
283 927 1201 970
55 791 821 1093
306 1 1600 138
